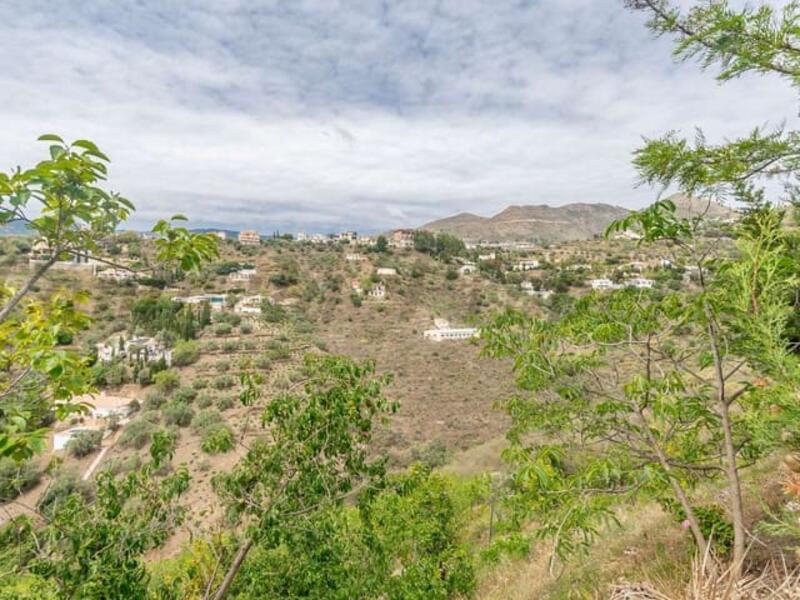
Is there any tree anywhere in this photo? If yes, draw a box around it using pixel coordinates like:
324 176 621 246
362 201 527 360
10 432 188 598
483 206 800 573
210 354 397 599
375 234 389 253
0 136 219 461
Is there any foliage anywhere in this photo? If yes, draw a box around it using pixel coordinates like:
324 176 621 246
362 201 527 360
0 458 42 502
171 340 200 367
36 470 94 517
119 417 157 449
154 369 181 394
163 401 195 428
413 230 466 259
261 301 286 324
201 425 234 454
65 429 102 458
10 432 188 598
209 354 397 598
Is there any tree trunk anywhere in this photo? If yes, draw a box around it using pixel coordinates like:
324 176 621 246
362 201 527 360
210 537 253 600
0 254 57 324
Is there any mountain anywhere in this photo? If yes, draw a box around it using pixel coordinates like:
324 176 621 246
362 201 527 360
0 221 32 237
421 203 630 244
665 193 738 221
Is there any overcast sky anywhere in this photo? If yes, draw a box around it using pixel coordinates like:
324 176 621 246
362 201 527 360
1 1 797 233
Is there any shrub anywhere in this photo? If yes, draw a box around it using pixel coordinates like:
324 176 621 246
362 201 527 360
119 417 156 449
213 374 235 390
193 408 223 434
262 303 287 323
201 425 234 454
66 430 103 458
197 394 215 408
192 378 209 390
37 470 94 517
144 390 167 410
222 340 239 353
154 369 181 394
215 360 230 373
0 458 42 502
214 323 232 336
136 367 153 385
172 340 200 367
239 322 253 335
174 386 197 404
216 395 235 411
445 268 459 281
163 401 195 427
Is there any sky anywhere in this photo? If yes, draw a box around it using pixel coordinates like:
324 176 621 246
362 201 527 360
1 0 797 234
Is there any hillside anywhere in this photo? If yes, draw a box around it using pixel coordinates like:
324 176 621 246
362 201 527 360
422 202 630 243
666 192 738 221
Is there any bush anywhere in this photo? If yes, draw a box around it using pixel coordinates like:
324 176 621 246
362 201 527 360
102 454 141 476
172 340 200 367
0 459 42 502
213 374 235 390
136 367 153 385
262 303 287 324
445 268 459 281
192 378 209 390
163 401 195 427
239 322 253 335
214 323 233 336
193 408 223 434
174 386 198 404
217 395 235 411
36 470 94 517
119 417 156 449
215 360 230 373
154 369 181 394
144 390 167 410
201 425 234 454
197 394 215 408
66 430 103 458
222 340 239 353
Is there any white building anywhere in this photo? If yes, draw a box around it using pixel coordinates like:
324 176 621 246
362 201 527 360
345 253 366 262
96 334 172 366
477 253 496 262
172 294 227 312
228 268 257 283
376 267 397 276
97 268 134 282
389 229 415 249
513 259 540 271
626 278 655 289
368 283 386 299
238 230 261 245
73 392 136 420
335 231 358 243
215 231 227 240
234 295 264 315
590 278 619 290
423 327 479 341
458 264 477 275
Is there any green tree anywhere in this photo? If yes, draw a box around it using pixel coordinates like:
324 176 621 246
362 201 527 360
375 234 389 253
0 136 218 460
210 354 397 599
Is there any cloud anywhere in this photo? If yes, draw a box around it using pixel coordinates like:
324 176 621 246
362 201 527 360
0 0 797 233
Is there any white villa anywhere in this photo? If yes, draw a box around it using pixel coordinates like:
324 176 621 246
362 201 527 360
228 268 257 283
238 230 261 245
389 229 415 249
613 229 642 241
477 252 496 262
96 268 134 282
172 294 227 312
345 253 366 262
423 318 478 342
590 278 620 290
376 267 397 276
513 258 540 271
96 334 172 366
234 295 264 315
626 277 655 289
29 239 98 274
336 231 358 243
368 283 386 299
